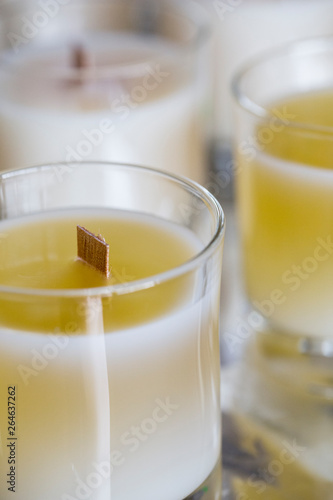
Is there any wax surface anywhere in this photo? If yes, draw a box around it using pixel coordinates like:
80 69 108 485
0 208 201 332
0 207 198 288
237 90 333 338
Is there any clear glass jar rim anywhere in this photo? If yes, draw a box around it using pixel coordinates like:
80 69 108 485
0 162 225 298
232 36 333 135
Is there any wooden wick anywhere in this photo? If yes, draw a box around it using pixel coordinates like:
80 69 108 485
73 46 90 70
72 45 93 85
77 225 110 278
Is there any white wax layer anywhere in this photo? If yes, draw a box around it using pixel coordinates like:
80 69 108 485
0 302 221 500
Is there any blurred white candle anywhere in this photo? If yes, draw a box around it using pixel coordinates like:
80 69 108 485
198 0 333 144
0 31 207 183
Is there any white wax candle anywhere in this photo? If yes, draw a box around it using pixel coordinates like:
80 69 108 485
0 33 206 182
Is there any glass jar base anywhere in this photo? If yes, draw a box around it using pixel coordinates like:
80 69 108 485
232 328 333 489
246 324 333 402
183 457 222 500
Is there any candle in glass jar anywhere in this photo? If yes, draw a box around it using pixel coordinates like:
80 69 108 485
198 0 333 143
0 33 205 182
237 89 333 339
0 206 223 500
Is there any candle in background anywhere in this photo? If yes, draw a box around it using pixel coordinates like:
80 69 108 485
231 38 333 492
232 36 333 459
197 0 333 160
234 38 333 342
0 0 211 183
0 162 224 500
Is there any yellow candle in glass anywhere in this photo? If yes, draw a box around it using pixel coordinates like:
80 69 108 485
237 90 333 339
0 162 224 500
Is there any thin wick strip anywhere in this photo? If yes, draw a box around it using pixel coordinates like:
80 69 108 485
77 225 110 278
73 46 90 71
71 45 94 85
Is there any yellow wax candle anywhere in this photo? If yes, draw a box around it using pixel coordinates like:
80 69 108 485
237 90 333 339
0 207 222 500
